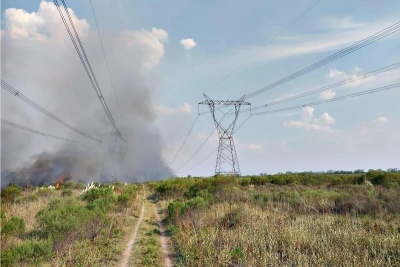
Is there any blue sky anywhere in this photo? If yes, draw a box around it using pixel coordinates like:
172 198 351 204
1 0 400 179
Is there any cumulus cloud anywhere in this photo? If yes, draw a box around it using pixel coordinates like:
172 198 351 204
155 102 192 115
327 69 345 78
374 116 389 126
150 27 168 42
3 1 89 42
248 144 262 151
283 107 335 132
180 38 197 50
325 66 374 88
1 1 173 185
320 89 336 100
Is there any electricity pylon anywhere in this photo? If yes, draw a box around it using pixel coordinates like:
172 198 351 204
97 131 127 182
199 94 250 176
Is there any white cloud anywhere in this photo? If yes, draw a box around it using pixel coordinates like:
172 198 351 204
215 19 395 68
3 1 89 42
150 27 168 42
248 144 262 151
327 69 345 78
374 116 389 126
353 67 363 73
155 102 192 115
322 16 366 30
314 113 335 125
320 89 336 100
325 66 376 88
283 107 335 132
180 38 197 50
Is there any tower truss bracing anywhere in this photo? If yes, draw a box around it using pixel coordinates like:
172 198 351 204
199 94 251 176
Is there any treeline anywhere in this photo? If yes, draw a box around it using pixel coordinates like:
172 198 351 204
243 169 400 187
260 168 400 176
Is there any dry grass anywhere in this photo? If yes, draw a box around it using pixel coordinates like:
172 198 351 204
129 195 163 267
2 188 60 232
173 202 400 267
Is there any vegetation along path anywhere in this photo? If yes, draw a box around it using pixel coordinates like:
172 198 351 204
119 199 145 267
128 191 173 267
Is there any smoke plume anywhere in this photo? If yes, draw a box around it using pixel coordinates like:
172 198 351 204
1 1 174 187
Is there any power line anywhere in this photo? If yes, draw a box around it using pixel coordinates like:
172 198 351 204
251 82 400 116
178 82 399 174
239 61 400 113
1 79 101 143
156 115 201 176
177 147 218 174
88 0 123 117
167 115 200 167
244 21 400 99
174 126 216 172
1 119 79 143
53 0 126 143
234 114 252 133
205 0 321 94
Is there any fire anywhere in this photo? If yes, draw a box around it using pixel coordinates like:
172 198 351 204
55 173 67 189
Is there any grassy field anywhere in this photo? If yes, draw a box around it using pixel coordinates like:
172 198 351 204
150 171 400 266
1 182 142 266
1 170 399 266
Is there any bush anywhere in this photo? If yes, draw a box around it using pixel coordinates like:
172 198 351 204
1 209 6 225
87 197 115 213
82 187 113 202
1 184 21 203
1 239 52 266
2 217 25 236
36 198 110 251
61 188 73 197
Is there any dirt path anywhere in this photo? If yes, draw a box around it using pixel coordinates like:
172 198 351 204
156 207 173 267
119 201 145 267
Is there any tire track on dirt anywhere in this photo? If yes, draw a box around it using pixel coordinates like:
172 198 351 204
119 201 145 267
156 208 173 267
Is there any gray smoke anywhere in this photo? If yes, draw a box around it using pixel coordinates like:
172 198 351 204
1 2 174 187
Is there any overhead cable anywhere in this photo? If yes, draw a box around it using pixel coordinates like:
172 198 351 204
239 61 400 113
177 147 218 174
179 83 399 174
204 0 321 94
1 119 79 143
251 83 400 116
1 79 101 143
88 0 123 117
53 0 126 142
244 21 400 100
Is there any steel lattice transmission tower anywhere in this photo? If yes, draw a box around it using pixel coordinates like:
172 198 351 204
97 131 127 182
199 94 251 176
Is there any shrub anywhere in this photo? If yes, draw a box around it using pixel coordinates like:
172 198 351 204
1 239 52 266
61 188 73 197
36 198 110 251
219 208 244 229
1 184 21 203
87 197 115 213
2 217 25 236
82 187 113 202
1 209 6 225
